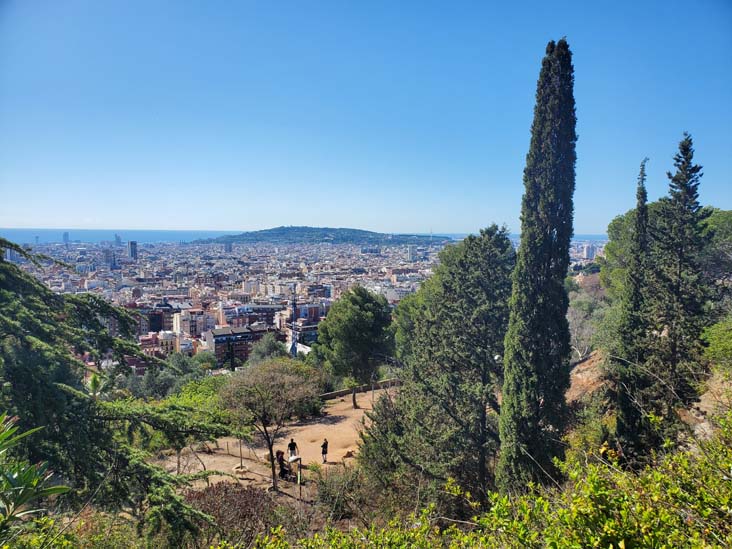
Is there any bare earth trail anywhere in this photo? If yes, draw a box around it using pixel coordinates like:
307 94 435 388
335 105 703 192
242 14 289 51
156 362 730 493
155 389 391 492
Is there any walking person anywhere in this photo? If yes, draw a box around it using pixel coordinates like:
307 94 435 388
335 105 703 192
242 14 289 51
287 438 299 458
321 438 328 464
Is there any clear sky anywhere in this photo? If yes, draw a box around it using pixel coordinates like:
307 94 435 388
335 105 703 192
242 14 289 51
1 1 730 235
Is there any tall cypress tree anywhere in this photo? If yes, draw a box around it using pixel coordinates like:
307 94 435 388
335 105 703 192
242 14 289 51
613 159 652 457
496 38 577 492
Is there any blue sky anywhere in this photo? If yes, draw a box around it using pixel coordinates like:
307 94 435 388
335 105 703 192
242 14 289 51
1 1 730 234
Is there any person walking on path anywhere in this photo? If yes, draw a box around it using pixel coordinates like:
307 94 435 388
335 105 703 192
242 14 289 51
288 438 299 458
321 438 328 464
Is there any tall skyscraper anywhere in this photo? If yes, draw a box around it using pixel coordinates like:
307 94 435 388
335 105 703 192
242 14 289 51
582 243 596 260
4 248 19 262
128 240 138 260
406 245 418 262
62 232 70 245
102 248 114 267
224 242 233 253
114 234 122 246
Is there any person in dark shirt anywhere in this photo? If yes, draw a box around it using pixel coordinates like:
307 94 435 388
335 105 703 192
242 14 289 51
276 450 289 479
321 438 328 464
287 438 298 458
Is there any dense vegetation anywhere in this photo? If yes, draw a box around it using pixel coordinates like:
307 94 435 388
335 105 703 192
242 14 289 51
308 286 393 408
361 225 514 509
255 411 732 548
1 37 731 547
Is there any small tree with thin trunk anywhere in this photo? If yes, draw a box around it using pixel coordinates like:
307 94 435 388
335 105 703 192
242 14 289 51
220 358 320 490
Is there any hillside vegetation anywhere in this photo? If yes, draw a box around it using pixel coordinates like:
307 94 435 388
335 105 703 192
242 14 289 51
200 226 443 245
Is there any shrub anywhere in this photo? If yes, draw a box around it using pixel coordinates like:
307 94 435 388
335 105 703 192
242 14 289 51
312 463 364 521
71 511 142 549
184 483 278 547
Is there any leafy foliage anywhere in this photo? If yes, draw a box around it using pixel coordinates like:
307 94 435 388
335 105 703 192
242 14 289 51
256 411 732 548
220 358 320 490
248 333 289 366
0 413 69 544
166 376 229 418
703 316 732 371
0 240 232 543
119 352 206 400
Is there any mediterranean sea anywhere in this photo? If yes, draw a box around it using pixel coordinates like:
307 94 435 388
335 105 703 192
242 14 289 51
0 228 242 245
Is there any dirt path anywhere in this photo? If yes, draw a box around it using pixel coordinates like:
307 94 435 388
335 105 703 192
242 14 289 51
154 389 391 491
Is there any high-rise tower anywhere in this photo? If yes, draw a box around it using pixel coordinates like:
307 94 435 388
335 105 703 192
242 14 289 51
128 240 138 260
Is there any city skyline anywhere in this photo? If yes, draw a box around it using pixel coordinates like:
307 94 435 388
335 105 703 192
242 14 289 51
1 1 731 234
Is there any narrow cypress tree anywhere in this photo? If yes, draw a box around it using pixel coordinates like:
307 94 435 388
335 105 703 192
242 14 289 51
613 159 651 457
497 38 577 492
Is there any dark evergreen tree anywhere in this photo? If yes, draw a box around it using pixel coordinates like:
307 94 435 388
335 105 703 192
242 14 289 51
612 159 652 457
311 286 393 408
361 226 514 508
496 38 577 493
646 133 710 421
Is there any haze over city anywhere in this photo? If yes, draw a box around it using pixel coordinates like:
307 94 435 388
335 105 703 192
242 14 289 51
1 0 730 234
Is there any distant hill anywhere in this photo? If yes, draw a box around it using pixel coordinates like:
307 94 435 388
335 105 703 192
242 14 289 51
196 226 447 246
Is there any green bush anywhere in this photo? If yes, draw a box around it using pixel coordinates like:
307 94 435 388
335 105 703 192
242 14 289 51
253 412 732 548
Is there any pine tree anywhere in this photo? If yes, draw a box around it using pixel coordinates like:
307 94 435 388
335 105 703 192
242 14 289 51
312 286 393 408
646 133 710 420
613 159 652 457
360 226 514 510
496 38 577 492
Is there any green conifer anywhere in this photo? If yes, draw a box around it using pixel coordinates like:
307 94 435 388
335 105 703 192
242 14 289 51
646 134 710 420
497 38 577 492
613 159 651 457
394 226 514 503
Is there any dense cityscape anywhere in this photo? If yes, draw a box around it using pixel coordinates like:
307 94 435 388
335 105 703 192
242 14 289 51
4 228 605 371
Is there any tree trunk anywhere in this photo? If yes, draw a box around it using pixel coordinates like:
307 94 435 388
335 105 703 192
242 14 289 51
351 386 359 409
189 444 209 485
267 442 278 491
478 368 488 504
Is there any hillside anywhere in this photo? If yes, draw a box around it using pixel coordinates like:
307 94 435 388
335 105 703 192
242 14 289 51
197 226 446 245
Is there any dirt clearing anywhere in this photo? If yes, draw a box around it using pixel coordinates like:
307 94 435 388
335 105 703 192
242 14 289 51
154 388 392 491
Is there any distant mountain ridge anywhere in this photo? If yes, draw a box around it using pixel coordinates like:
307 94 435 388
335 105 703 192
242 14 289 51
198 226 447 245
